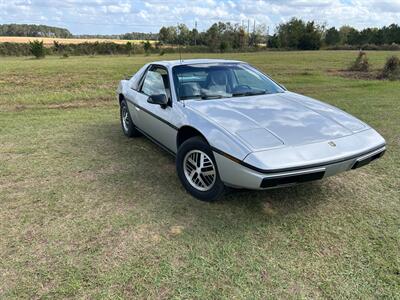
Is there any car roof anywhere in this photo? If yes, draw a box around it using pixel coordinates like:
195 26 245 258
149 59 244 68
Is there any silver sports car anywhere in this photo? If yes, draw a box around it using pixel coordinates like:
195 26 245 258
117 59 386 201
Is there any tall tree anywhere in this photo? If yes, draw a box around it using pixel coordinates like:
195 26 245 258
276 18 322 50
325 27 340 45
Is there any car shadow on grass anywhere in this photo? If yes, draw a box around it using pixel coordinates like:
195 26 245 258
85 121 336 224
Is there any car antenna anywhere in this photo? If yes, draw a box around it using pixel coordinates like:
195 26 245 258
177 24 185 107
177 22 183 63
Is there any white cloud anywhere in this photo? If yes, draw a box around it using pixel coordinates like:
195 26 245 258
102 3 131 14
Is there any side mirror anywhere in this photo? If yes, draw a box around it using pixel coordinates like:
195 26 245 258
147 94 168 108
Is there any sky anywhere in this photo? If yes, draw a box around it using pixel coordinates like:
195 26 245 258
1 0 400 35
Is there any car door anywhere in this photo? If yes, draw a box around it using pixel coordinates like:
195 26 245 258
134 65 178 153
124 65 150 126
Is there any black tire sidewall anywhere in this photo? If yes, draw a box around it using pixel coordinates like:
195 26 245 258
176 137 224 202
120 99 140 137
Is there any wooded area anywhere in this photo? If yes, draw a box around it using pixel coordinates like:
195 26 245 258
157 19 400 51
1 19 400 56
0 24 72 38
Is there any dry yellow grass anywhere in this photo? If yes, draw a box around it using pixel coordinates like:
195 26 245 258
0 36 155 45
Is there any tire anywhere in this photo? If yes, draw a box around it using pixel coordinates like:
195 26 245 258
176 136 225 202
120 99 141 137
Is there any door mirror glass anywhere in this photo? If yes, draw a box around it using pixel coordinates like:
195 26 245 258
147 94 168 108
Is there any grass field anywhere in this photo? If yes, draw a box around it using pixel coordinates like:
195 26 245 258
0 51 399 298
0 36 155 45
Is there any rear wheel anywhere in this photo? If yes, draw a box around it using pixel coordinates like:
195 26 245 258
120 99 141 137
176 137 225 202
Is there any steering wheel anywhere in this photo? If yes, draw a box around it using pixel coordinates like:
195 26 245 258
233 85 251 92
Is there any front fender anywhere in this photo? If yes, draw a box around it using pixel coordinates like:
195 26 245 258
181 104 251 161
117 80 129 97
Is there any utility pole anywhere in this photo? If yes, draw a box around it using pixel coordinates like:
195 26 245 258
194 21 197 46
247 19 250 46
253 20 256 46
177 22 182 62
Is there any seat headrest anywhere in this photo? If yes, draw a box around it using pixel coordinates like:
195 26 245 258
179 82 200 98
209 70 228 86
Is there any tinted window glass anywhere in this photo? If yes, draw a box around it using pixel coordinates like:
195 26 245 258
172 63 283 100
141 70 167 96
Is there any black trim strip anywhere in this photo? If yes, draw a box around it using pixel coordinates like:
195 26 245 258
125 98 179 130
212 144 386 174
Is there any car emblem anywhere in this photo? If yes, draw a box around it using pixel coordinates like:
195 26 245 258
328 141 336 147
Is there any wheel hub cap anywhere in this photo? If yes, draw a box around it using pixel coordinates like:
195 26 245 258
183 150 216 192
122 106 129 131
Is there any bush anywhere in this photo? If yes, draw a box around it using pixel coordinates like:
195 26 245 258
325 43 400 51
0 40 265 57
0 42 30 56
349 51 370 72
379 56 400 80
125 42 133 56
29 40 45 58
143 40 152 54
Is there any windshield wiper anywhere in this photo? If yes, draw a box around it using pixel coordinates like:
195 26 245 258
200 94 227 100
179 95 201 100
179 94 230 100
232 90 268 97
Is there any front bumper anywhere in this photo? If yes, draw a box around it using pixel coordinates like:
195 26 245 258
214 145 386 190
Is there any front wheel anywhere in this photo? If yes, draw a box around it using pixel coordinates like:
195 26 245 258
120 99 141 137
176 137 225 202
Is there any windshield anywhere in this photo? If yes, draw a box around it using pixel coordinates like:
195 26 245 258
172 63 284 101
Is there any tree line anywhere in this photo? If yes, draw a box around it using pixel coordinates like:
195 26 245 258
268 19 400 50
158 22 266 51
76 32 158 40
158 19 400 51
0 24 158 41
0 24 72 38
1 19 400 56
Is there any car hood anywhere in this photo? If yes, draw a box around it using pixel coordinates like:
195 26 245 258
187 91 368 150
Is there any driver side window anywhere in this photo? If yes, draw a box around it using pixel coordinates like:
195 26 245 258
141 70 166 96
140 66 171 99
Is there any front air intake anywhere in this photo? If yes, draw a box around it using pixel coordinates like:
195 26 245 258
352 150 385 170
260 171 325 188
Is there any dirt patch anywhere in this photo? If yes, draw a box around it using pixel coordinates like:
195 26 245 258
75 163 123 182
327 69 380 80
261 201 277 216
2 97 115 112
169 225 184 236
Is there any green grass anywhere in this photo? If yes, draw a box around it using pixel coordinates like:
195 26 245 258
0 51 399 298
